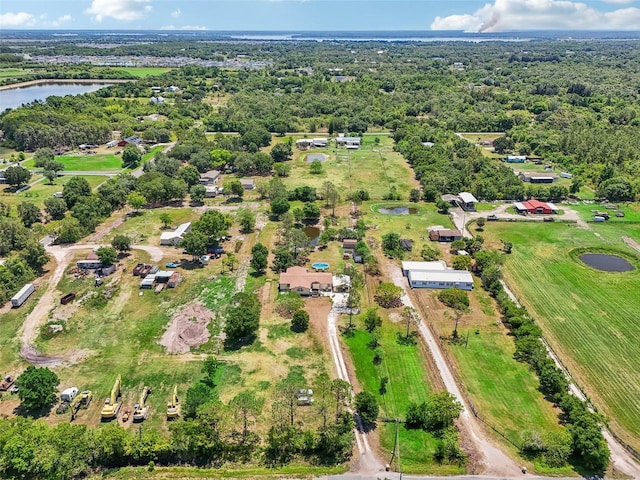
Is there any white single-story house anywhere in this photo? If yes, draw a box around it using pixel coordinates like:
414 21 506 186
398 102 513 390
205 186 220 198
402 260 474 290
160 222 191 246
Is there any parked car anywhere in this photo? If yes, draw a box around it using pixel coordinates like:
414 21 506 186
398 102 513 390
487 214 499 221
165 262 179 268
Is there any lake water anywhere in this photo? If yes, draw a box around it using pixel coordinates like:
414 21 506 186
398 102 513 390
0 82 113 112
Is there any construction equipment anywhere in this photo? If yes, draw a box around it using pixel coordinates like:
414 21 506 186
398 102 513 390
166 385 180 419
101 375 122 420
70 390 92 421
132 386 151 422
0 375 14 391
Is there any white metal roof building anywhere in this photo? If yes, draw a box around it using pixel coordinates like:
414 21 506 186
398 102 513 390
401 261 447 276
407 270 474 291
160 222 191 246
458 192 478 205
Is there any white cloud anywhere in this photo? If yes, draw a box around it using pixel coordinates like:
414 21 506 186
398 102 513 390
431 0 640 32
161 25 207 31
0 12 36 27
603 0 634 4
58 14 73 23
85 0 152 22
171 8 181 17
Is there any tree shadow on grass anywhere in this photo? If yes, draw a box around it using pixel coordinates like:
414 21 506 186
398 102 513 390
13 403 53 419
223 334 258 352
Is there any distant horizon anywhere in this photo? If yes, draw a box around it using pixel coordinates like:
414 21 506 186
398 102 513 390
3 1 640 33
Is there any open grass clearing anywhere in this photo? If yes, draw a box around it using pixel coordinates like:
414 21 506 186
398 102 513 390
361 200 455 261
107 207 200 246
102 463 345 479
342 310 464 474
111 67 173 78
0 175 109 209
411 283 568 471
282 136 418 201
482 221 640 451
567 201 640 223
23 153 122 172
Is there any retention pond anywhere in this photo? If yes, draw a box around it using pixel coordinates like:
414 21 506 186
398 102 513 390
579 253 634 272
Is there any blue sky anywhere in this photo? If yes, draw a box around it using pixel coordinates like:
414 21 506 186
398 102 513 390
1 0 640 32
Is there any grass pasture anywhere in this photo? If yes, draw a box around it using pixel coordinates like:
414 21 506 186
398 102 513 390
482 221 640 451
413 283 566 464
23 153 122 172
283 136 418 200
111 67 173 78
0 175 109 209
343 313 464 474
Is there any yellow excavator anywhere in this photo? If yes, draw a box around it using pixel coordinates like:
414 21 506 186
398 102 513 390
101 375 122 420
133 386 151 422
70 390 92 421
166 385 180 419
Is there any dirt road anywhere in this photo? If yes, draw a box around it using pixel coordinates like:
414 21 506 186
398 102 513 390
326 292 385 475
386 261 523 477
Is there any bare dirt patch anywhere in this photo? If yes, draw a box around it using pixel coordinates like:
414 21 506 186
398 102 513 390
159 302 214 354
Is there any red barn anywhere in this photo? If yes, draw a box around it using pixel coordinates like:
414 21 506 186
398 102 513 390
514 199 558 215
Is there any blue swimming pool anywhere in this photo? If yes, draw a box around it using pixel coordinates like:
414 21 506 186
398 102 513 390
312 262 329 270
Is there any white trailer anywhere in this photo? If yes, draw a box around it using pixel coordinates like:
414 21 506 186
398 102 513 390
11 283 34 308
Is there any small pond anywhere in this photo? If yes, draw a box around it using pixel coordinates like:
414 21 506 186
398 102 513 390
303 226 321 246
378 206 418 215
306 154 326 163
579 253 634 272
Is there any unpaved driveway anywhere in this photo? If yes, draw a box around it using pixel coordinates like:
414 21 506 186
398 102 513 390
18 243 166 366
386 261 523 477
326 292 385 475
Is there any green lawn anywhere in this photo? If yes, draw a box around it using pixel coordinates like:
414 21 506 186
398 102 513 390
483 222 640 451
568 202 640 223
1 175 109 209
0 68 26 78
344 315 464 474
361 201 455 261
112 67 173 78
282 136 419 201
23 154 122 172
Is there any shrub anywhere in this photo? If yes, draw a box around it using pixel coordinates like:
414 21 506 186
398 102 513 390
275 292 304 318
291 309 310 332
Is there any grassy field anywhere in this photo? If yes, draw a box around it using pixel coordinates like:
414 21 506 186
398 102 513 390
482 221 640 451
111 67 173 78
413 282 567 464
360 201 455 261
107 208 200 245
23 153 122 172
0 68 26 78
282 136 419 201
0 175 109 209
343 312 464 474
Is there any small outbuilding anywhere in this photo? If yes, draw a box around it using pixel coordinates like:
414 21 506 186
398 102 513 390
342 239 357 250
240 178 255 190
429 229 463 242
